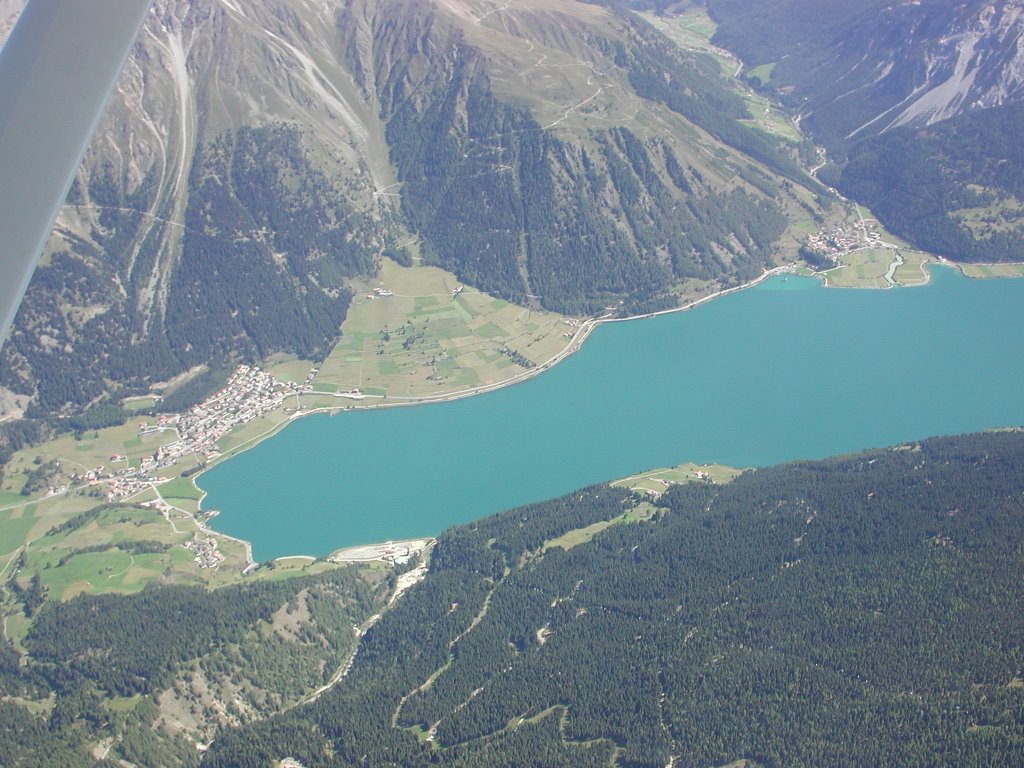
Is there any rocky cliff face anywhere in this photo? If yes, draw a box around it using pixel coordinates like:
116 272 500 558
882 1 1024 129
826 0 1024 141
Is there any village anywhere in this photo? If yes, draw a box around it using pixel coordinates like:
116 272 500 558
69 365 309 505
804 213 886 263
182 533 227 569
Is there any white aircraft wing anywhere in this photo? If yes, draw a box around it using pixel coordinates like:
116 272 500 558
0 0 151 350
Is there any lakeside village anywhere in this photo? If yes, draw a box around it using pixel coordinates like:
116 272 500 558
804 216 886 263
68 365 309 505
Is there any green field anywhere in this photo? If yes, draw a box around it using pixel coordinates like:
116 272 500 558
543 461 745 551
121 395 160 411
0 504 38 555
747 62 776 86
740 92 803 143
953 190 1024 236
312 258 576 403
641 10 805 148
611 462 744 496
805 203 935 289
157 476 204 501
958 262 1024 279
1 258 574 621
640 9 721 58
3 499 340 614
823 248 897 288
543 502 660 551
892 252 932 285
1 420 177 498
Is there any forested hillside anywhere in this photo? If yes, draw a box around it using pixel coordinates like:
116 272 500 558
203 430 1024 767
344 0 812 315
1 566 383 767
834 101 1024 262
2 124 379 414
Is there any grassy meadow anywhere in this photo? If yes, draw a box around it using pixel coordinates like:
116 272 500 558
610 462 744 496
958 263 1024 279
309 258 576 402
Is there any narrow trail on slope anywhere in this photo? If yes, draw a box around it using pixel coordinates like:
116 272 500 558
391 581 501 731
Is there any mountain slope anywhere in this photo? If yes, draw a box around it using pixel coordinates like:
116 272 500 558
1 0 822 416
2 0 393 414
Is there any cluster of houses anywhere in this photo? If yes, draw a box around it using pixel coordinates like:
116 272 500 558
174 365 305 462
104 471 165 500
805 217 885 261
71 461 170 501
184 534 225 569
75 366 305 502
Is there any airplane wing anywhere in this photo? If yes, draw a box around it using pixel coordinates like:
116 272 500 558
0 0 152 350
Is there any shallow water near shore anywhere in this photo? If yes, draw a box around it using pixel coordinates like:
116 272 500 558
200 266 1024 560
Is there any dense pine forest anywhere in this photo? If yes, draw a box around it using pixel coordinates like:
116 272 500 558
362 2 810 318
1 568 382 768
833 102 1024 262
200 430 1024 767
3 431 1023 766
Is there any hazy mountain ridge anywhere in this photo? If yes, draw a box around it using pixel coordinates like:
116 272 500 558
3 0 820 415
706 0 1024 146
695 0 1024 262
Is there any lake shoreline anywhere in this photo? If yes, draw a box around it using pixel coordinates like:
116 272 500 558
201 256 1024 561
202 258 997 562
197 259 991 565
193 264 805 562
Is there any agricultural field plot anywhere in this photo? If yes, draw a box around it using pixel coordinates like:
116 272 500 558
611 462 744 496
158 476 204 502
747 62 775 86
540 460 744 554
14 505 242 600
807 204 931 289
891 251 932 285
953 191 1024 236
821 246 932 289
314 259 576 402
641 7 803 150
958 262 1024 279
0 490 116 567
120 395 160 412
3 499 337 618
0 503 40 557
211 407 294 461
265 353 318 385
739 91 802 143
1 420 178 498
640 9 727 66
543 502 660 551
822 248 897 288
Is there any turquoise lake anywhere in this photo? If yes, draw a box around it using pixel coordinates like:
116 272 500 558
200 266 1024 560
